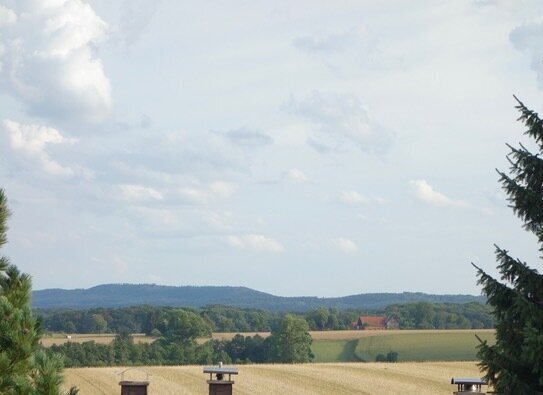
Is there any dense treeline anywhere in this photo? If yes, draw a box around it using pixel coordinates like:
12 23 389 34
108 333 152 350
50 314 313 367
37 305 278 334
385 302 494 329
36 302 493 335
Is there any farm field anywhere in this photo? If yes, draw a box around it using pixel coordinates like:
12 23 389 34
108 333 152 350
354 330 495 362
41 329 493 345
312 339 361 362
42 329 495 364
40 333 156 347
311 330 494 362
62 361 487 394
41 329 417 347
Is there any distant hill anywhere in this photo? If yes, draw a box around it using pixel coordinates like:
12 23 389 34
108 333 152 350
32 284 486 311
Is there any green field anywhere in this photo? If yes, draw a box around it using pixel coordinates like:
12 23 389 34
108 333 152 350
312 340 362 362
312 330 495 363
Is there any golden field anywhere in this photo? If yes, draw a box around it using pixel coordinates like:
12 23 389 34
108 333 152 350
63 361 486 394
41 329 494 346
40 333 156 347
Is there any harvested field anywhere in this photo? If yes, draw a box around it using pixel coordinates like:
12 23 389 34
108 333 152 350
63 361 486 394
40 333 156 347
42 329 494 347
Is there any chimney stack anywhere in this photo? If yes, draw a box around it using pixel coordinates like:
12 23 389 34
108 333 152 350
203 363 238 395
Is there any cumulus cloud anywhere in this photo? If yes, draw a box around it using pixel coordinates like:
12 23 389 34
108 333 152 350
0 0 112 122
340 191 385 205
118 184 163 201
127 206 233 235
0 4 16 25
284 169 308 183
177 181 236 204
332 238 358 254
225 234 284 253
409 180 468 208
283 91 393 154
116 178 235 204
2 119 78 176
510 18 543 89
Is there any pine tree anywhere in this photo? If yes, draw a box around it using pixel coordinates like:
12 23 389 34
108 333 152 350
0 189 78 394
473 96 543 394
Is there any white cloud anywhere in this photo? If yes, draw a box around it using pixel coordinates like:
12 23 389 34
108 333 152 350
510 17 543 89
340 191 385 205
2 119 77 176
283 91 394 154
409 179 468 208
177 181 236 204
126 206 233 235
285 169 308 183
332 238 358 254
0 5 17 26
201 210 233 231
114 177 237 206
225 234 284 253
118 184 163 201
0 0 112 122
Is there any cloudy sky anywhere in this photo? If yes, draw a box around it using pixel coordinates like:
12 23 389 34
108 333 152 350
1 0 542 296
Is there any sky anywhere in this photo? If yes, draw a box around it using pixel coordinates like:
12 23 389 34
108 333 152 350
1 0 543 297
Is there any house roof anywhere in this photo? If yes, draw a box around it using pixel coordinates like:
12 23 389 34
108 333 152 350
358 316 386 328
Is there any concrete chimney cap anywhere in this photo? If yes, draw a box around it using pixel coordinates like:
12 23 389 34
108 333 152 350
203 366 239 375
450 378 486 385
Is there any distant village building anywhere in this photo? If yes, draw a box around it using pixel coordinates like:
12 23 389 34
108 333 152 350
354 316 399 330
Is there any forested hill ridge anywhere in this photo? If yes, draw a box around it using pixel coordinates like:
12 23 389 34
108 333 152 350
32 284 485 310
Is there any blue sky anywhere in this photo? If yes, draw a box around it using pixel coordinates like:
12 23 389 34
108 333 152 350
1 0 542 296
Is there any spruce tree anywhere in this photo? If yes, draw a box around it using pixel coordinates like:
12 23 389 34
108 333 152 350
473 96 543 394
0 189 77 394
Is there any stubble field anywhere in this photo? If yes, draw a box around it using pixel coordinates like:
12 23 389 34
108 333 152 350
40 333 156 347
62 361 485 394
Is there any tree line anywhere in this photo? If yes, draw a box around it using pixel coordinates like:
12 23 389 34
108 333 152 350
48 313 313 367
36 302 493 335
384 301 494 329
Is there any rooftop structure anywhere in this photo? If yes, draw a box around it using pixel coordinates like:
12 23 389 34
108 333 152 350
203 363 239 395
451 377 487 394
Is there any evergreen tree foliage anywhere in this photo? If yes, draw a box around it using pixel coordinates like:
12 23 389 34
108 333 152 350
474 97 543 394
0 189 77 394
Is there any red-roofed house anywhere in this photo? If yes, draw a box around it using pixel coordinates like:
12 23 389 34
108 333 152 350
354 315 399 330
